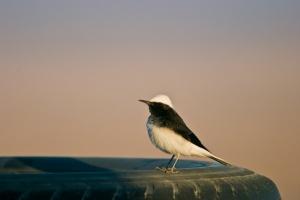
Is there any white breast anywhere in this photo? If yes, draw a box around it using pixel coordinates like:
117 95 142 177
146 123 209 157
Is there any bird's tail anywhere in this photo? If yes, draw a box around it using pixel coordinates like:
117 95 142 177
191 146 232 167
207 154 232 167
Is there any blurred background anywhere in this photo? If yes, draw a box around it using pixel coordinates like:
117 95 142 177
1 1 299 199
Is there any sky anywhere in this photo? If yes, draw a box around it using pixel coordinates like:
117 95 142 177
1 1 300 199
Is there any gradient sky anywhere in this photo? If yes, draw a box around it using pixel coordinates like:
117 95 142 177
1 1 300 199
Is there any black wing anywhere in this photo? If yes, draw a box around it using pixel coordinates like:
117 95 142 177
171 121 210 152
163 109 210 152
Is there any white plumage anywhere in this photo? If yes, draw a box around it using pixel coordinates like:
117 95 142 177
149 94 174 108
147 124 209 157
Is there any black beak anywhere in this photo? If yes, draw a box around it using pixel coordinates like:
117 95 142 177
139 99 150 104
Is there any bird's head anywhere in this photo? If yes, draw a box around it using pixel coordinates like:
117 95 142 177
139 94 174 116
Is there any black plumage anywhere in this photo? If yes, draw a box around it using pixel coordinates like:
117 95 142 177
146 101 210 152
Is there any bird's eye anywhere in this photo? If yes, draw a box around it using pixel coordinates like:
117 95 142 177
162 104 169 110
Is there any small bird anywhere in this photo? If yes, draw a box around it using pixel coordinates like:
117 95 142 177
139 94 231 173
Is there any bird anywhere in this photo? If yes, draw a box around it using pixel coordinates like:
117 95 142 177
139 94 231 173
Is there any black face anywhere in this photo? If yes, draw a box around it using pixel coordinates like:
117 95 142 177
139 100 171 117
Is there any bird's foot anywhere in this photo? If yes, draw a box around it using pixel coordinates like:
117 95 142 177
155 167 180 174
155 166 167 172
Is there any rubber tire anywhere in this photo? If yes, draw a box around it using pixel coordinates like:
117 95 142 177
0 157 281 200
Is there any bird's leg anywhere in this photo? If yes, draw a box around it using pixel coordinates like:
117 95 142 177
156 155 174 173
156 155 180 174
169 155 180 174
165 155 175 171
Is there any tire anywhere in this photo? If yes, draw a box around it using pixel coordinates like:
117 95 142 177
0 157 281 200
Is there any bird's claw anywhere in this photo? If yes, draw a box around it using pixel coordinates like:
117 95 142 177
156 167 180 174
